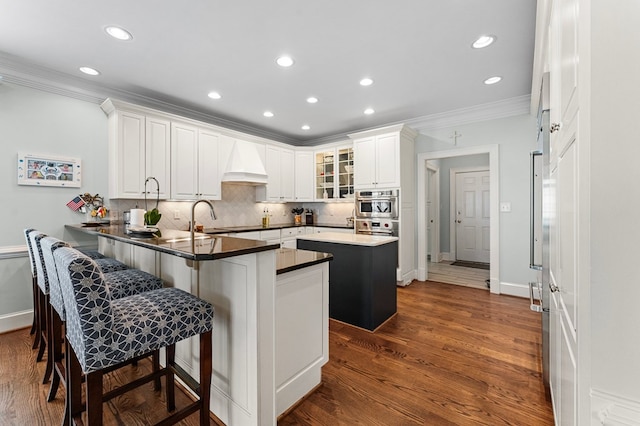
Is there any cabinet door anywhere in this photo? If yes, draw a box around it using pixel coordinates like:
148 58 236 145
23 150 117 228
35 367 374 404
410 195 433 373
294 151 314 201
375 133 400 188
197 128 220 200
315 150 334 200
117 111 146 198
145 116 171 199
280 148 294 201
171 122 199 200
264 145 282 201
353 137 376 188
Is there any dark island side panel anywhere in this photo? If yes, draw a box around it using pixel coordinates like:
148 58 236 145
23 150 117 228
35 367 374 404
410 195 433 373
296 239 398 331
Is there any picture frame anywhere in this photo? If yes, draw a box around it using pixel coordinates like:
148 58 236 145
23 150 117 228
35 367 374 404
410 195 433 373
17 152 81 187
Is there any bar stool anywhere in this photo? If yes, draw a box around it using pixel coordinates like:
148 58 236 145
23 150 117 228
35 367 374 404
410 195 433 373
24 229 109 354
54 246 213 425
29 230 133 384
40 236 165 424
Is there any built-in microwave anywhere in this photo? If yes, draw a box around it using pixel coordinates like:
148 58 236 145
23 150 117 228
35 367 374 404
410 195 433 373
355 189 399 219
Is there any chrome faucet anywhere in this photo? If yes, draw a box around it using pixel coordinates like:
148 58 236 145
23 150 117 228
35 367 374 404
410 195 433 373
191 199 217 244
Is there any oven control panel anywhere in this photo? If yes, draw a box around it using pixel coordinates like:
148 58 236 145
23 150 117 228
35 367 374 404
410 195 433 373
355 218 398 236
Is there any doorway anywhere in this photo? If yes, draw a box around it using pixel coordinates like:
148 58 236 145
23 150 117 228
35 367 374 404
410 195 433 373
426 163 440 262
417 145 500 294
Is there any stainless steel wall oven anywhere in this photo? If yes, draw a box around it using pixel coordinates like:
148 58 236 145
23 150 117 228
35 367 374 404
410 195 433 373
355 189 399 219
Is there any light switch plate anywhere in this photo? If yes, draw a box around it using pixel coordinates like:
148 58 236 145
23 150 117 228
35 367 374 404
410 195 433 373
500 202 511 212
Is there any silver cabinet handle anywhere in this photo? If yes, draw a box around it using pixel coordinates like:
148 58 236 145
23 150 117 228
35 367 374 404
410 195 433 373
550 123 561 133
530 151 543 270
529 282 543 313
549 280 560 293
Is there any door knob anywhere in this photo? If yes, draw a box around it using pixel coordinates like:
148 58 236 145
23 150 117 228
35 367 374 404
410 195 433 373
456 220 462 223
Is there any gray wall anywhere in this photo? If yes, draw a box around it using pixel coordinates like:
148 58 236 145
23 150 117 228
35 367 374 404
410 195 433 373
0 83 108 320
416 113 538 287
436 154 490 254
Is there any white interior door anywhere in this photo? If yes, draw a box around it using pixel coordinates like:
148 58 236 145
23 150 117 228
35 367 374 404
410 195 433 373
455 170 490 263
426 166 439 261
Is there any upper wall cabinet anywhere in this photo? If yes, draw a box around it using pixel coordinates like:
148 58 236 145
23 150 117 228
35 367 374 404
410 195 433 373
170 121 220 200
350 125 417 191
101 99 171 199
294 151 315 202
256 145 294 202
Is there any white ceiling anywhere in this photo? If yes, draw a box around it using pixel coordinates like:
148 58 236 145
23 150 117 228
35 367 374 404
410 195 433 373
0 1 537 145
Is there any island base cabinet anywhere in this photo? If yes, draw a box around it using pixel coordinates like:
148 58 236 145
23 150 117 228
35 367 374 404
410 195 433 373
297 239 398 331
159 251 277 426
275 263 329 416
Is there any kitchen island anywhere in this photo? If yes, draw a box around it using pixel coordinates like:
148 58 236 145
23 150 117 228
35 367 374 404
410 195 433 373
66 224 331 425
297 232 398 331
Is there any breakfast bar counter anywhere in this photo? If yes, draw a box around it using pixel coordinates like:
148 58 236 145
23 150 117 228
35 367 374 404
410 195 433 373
66 223 331 425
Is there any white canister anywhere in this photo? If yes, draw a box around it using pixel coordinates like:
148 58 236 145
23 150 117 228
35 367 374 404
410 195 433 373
130 209 146 227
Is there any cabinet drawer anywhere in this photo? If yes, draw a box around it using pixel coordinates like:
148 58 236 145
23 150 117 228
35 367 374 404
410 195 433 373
260 229 281 240
281 227 305 238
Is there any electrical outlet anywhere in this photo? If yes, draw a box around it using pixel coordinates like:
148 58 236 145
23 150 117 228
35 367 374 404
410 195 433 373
173 210 180 220
500 202 511 212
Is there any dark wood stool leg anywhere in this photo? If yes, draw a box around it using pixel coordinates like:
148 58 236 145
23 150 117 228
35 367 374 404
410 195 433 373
42 298 54 383
166 344 176 412
36 290 47 362
199 331 212 425
85 370 104 425
30 276 38 337
153 349 161 391
47 309 64 401
66 339 83 426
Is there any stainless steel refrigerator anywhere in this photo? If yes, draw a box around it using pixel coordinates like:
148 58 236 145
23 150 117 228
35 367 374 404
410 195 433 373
530 72 550 394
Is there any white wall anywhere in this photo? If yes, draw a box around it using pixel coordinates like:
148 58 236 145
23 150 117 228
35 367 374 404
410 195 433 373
415 113 538 289
0 83 107 324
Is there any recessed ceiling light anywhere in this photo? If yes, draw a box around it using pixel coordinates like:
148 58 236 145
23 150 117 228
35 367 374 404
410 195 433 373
484 76 502 85
364 108 375 115
301 125 310 130
276 56 294 67
79 66 100 76
105 26 133 41
360 78 373 86
472 35 496 49
207 91 222 100
263 111 274 118
306 97 318 104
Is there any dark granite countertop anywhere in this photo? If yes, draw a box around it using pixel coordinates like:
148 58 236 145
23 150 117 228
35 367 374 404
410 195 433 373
66 224 333 273
66 224 280 261
275 248 332 275
204 222 353 234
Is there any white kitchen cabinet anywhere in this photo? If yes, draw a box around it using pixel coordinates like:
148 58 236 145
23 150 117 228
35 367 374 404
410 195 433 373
352 132 399 189
101 100 171 199
170 121 220 200
256 145 294 202
281 227 306 248
294 150 314 202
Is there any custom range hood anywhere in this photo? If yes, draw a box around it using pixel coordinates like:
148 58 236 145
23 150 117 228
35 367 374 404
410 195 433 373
221 140 268 185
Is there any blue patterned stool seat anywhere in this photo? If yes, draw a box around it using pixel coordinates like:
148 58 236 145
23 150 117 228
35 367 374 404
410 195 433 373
77 249 105 259
54 246 213 425
93 257 129 273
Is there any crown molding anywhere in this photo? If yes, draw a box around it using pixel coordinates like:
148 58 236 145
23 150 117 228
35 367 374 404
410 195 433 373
0 53 299 145
1 53 531 147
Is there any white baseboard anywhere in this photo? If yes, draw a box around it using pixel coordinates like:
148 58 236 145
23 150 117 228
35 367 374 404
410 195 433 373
441 252 453 261
499 281 529 298
592 388 640 425
0 309 32 334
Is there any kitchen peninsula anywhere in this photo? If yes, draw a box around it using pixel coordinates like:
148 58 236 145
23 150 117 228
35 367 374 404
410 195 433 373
66 224 331 425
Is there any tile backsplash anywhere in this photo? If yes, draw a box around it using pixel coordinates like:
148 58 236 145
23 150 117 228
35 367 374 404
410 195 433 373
108 184 355 231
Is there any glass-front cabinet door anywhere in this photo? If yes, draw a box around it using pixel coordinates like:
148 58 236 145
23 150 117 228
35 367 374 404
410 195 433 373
336 147 354 199
314 146 354 200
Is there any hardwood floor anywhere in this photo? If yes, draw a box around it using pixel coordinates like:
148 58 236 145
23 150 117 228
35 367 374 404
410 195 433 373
280 280 553 425
0 280 553 425
427 260 490 290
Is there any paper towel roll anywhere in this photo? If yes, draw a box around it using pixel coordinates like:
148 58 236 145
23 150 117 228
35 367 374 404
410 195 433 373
130 209 146 226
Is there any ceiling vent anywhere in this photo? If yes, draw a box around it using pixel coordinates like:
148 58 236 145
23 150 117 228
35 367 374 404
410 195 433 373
221 140 268 185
